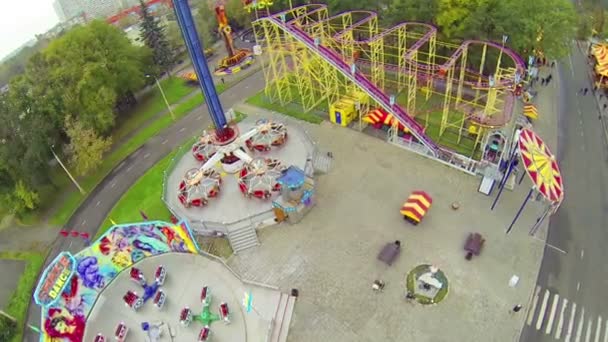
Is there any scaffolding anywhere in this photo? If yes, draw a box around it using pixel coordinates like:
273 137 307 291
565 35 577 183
252 4 526 159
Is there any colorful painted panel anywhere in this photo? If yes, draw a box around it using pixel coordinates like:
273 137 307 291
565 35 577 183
39 220 199 342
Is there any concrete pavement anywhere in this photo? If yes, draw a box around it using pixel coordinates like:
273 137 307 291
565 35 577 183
23 71 266 341
520 42 608 342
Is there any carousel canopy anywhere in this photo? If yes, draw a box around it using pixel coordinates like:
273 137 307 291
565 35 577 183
517 129 564 203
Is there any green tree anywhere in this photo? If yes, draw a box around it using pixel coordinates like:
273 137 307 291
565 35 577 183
64 115 112 176
386 0 440 24
13 180 40 212
507 0 577 58
41 20 149 133
139 0 174 73
194 3 218 46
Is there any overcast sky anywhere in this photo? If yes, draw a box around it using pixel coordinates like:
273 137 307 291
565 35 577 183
0 0 59 59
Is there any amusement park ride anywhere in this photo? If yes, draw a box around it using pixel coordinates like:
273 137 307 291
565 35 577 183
178 118 288 207
179 286 231 341
182 0 255 81
122 266 167 311
250 4 527 162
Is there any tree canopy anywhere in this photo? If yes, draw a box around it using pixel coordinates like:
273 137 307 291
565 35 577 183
139 0 174 73
0 20 150 215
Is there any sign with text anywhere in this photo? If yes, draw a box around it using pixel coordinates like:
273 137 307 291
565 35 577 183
34 252 75 307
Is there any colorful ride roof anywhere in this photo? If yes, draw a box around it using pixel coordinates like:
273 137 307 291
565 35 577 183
523 104 538 120
363 108 410 133
517 128 564 203
592 44 608 66
400 191 433 223
596 63 608 77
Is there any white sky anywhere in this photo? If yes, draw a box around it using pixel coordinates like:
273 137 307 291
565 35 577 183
0 0 59 60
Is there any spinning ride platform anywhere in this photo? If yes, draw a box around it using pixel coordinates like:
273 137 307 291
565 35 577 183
84 253 286 342
165 117 313 231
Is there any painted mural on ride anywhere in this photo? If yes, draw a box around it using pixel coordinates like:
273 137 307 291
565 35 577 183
34 220 199 342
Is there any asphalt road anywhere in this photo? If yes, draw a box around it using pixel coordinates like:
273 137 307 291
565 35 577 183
23 71 266 341
520 42 608 341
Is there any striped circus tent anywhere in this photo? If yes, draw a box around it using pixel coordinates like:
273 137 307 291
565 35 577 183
596 63 608 77
363 108 410 133
400 191 433 225
592 44 608 66
523 104 538 120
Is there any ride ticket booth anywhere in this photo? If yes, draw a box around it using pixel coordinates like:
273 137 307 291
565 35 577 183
272 166 316 224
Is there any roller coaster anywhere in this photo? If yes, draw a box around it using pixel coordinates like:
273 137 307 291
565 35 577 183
251 4 526 163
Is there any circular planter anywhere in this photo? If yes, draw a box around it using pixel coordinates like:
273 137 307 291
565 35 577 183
405 264 449 305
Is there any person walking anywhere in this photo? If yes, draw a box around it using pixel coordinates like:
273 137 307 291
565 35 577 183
511 304 523 314
220 77 225 84
584 87 589 95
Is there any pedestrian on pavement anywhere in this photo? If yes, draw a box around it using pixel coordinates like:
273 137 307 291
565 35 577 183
603 103 607 111
221 77 225 84
584 87 589 95
545 77 552 86
547 74 552 82
511 304 523 313
541 78 546 86
551 61 556 68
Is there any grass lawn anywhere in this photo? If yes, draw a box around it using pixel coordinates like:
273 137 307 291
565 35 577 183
95 145 180 239
246 90 324 124
0 251 46 342
112 77 196 143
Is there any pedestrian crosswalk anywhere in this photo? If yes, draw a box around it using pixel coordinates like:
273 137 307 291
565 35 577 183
526 286 608 342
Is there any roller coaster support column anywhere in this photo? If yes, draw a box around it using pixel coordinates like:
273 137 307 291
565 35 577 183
172 0 231 140
475 44 487 106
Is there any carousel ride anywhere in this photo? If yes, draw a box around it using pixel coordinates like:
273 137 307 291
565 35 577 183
179 119 289 207
179 286 231 342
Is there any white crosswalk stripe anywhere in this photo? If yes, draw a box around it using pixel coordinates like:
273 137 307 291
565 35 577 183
566 302 577 342
526 286 608 342
595 317 602 342
575 308 585 342
538 290 551 330
556 299 568 339
586 318 593 342
528 285 541 326
547 294 560 334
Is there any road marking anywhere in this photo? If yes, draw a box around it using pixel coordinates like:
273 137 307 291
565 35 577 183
585 318 593 342
577 282 581 292
568 52 576 77
126 166 133 172
528 285 541 325
143 153 150 159
111 182 116 188
197 115 203 121
578 108 583 117
576 308 585 342
556 299 568 339
595 316 602 342
537 289 550 330
95 201 101 207
580 119 584 125
546 293 560 334
179 127 186 132
565 302 577 342
162 139 169 145
581 131 585 137
581 249 585 259
81 220 86 226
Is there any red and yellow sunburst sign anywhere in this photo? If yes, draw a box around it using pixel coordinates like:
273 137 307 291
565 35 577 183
518 128 563 203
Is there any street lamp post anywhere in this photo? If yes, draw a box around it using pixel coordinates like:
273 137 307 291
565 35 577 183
51 145 85 194
146 74 175 121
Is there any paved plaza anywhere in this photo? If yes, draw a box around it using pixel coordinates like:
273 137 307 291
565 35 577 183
84 253 283 341
227 107 547 342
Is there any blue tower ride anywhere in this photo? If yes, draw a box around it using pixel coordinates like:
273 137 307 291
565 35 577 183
172 0 235 142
